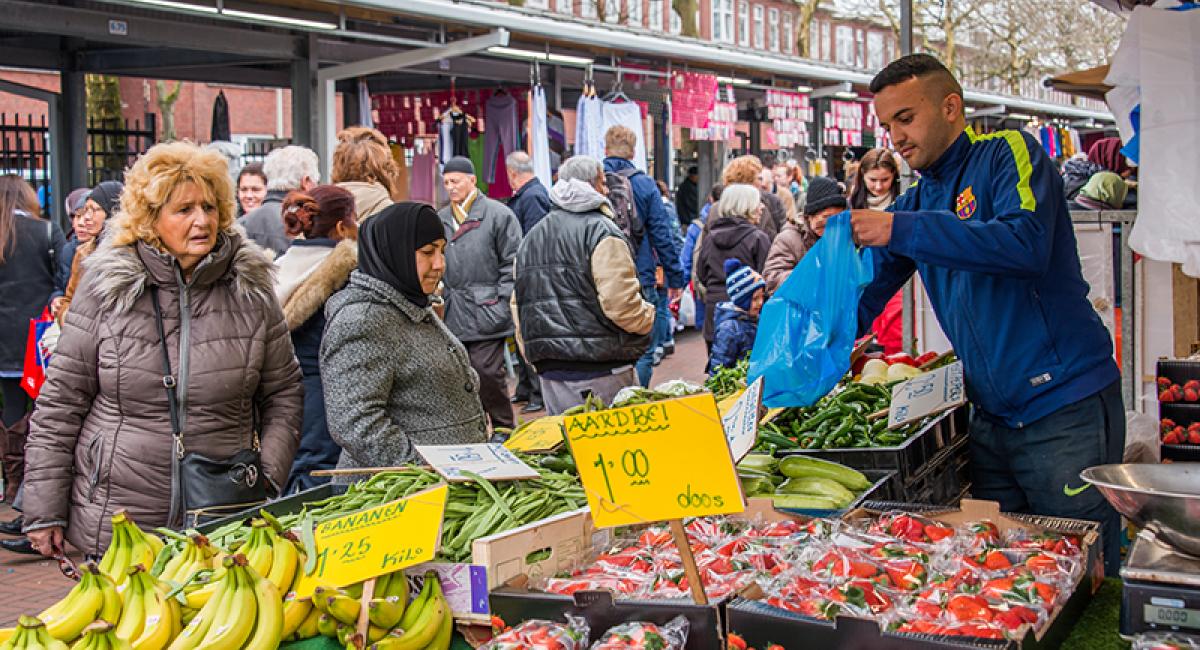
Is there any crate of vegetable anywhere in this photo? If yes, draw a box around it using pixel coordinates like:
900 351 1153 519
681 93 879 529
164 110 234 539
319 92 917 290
736 453 894 515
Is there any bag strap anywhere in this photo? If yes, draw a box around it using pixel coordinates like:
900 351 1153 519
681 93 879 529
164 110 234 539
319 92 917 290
149 287 185 460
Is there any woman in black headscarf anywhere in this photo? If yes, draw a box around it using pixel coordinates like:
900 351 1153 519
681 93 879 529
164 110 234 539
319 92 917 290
319 202 488 473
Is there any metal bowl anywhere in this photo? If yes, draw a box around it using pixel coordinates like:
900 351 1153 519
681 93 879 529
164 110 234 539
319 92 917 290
1080 463 1200 558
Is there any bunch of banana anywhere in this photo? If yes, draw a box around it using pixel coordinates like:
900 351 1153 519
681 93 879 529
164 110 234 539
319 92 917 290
165 553 282 650
69 622 132 650
306 567 411 644
98 512 163 588
154 534 217 587
112 566 181 650
0 616 69 650
37 563 122 643
368 572 451 650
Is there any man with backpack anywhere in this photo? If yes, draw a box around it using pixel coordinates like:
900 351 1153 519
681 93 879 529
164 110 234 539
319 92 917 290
602 125 684 387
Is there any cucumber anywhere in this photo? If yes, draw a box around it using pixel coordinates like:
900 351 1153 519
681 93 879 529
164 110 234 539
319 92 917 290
778 455 871 491
738 453 778 475
740 476 775 497
777 477 856 508
770 494 842 510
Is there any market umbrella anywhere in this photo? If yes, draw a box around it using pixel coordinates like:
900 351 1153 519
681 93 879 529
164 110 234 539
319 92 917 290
210 90 231 142
1044 65 1113 102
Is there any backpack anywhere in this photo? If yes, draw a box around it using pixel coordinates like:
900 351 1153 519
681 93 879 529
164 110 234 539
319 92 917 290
604 167 645 251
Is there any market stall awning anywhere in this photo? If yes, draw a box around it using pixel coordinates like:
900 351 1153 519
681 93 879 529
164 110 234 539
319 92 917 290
1045 65 1112 101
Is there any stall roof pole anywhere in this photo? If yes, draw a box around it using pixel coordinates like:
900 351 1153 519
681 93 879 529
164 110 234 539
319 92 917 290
900 0 913 56
314 28 510 177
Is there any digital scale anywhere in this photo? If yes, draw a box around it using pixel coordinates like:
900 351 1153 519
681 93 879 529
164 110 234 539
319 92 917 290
1120 531 1200 639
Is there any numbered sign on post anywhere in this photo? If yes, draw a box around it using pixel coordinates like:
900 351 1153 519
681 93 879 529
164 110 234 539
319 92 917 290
292 484 448 598
563 394 745 528
889 361 966 429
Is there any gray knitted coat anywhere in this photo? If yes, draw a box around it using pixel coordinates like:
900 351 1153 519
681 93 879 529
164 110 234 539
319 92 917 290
320 271 488 472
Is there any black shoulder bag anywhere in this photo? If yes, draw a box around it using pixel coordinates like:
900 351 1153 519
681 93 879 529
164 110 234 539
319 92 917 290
150 287 270 527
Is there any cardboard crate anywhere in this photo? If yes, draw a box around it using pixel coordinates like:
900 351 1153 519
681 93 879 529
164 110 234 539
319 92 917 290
776 406 968 488
726 500 1104 650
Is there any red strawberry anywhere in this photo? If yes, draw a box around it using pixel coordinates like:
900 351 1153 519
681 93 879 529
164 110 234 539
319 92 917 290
1190 431 1200 445
1159 377 1173 388
1163 418 1178 430
1185 379 1200 392
1186 388 1199 402
1161 389 1177 403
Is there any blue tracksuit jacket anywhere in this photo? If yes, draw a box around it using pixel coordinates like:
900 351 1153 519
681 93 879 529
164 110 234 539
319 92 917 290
857 128 1118 427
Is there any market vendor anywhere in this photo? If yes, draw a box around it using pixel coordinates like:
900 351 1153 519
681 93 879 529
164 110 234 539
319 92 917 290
848 54 1124 576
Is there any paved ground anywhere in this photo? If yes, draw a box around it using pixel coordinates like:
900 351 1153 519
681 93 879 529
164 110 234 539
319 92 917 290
0 328 711 626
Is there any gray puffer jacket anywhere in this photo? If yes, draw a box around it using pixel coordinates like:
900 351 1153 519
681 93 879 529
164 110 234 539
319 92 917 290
23 226 302 554
437 195 523 343
321 271 488 471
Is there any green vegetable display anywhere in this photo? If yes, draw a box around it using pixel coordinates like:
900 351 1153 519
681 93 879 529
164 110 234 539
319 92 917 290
704 357 749 400
202 463 584 563
756 382 925 452
737 453 872 509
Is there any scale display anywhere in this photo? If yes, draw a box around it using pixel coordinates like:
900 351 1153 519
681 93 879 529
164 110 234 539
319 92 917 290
1145 603 1200 630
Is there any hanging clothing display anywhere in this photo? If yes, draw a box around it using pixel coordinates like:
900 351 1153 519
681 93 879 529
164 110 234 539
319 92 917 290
530 86 553 191
410 142 438 205
601 100 647 172
467 134 489 195
484 92 520 184
575 94 604 159
439 116 455 166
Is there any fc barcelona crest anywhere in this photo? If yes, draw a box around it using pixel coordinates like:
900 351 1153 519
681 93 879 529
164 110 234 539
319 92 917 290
956 186 977 220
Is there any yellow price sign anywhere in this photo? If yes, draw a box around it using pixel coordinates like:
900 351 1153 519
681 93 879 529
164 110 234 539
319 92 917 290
503 416 566 452
563 394 745 528
292 484 448 598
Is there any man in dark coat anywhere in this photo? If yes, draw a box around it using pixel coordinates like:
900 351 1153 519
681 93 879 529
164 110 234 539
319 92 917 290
675 166 700 224
438 156 523 431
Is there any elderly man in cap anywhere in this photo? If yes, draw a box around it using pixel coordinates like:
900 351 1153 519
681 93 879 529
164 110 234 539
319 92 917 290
438 156 524 432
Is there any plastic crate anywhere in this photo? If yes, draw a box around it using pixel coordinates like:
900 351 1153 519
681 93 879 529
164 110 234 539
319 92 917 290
193 482 348 535
1156 360 1200 454
894 435 970 506
776 405 968 488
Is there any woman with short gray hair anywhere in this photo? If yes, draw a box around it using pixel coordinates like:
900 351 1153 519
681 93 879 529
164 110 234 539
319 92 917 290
695 184 771 347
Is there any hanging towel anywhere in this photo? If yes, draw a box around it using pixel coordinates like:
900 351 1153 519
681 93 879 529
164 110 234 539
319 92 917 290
531 86 553 191
601 100 647 172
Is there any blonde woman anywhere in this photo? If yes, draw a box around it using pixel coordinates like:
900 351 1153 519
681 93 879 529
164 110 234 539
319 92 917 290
23 141 302 556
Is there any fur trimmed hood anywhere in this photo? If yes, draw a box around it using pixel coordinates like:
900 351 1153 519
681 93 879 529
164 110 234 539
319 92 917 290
82 221 277 315
275 239 358 330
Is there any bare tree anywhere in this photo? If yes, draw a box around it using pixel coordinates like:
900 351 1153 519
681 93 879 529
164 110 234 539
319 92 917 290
673 0 699 36
155 81 183 142
792 0 823 57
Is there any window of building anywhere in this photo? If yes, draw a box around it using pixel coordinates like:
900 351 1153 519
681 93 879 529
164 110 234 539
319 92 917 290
782 12 793 54
738 0 750 45
713 0 734 42
809 19 818 57
627 0 643 26
526 0 549 8
835 25 854 66
670 7 682 33
768 8 780 51
855 28 865 68
753 4 765 49
867 31 884 70
821 21 831 61
649 0 663 28
582 0 597 18
556 0 573 13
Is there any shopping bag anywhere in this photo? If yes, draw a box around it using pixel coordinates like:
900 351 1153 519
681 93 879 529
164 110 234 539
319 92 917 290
748 211 874 408
679 286 697 328
22 308 55 400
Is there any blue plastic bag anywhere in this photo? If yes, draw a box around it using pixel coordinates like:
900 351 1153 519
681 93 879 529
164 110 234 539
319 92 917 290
748 211 874 408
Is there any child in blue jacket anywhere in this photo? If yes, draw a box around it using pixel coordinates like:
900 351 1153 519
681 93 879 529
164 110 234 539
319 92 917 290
707 259 766 373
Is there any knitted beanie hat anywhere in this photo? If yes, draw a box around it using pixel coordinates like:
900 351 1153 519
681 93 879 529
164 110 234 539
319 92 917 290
724 258 766 311
804 176 848 216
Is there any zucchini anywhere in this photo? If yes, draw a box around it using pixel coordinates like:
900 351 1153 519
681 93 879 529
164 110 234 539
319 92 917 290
778 455 872 491
740 476 775 497
770 494 842 510
737 454 778 475
777 477 856 507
